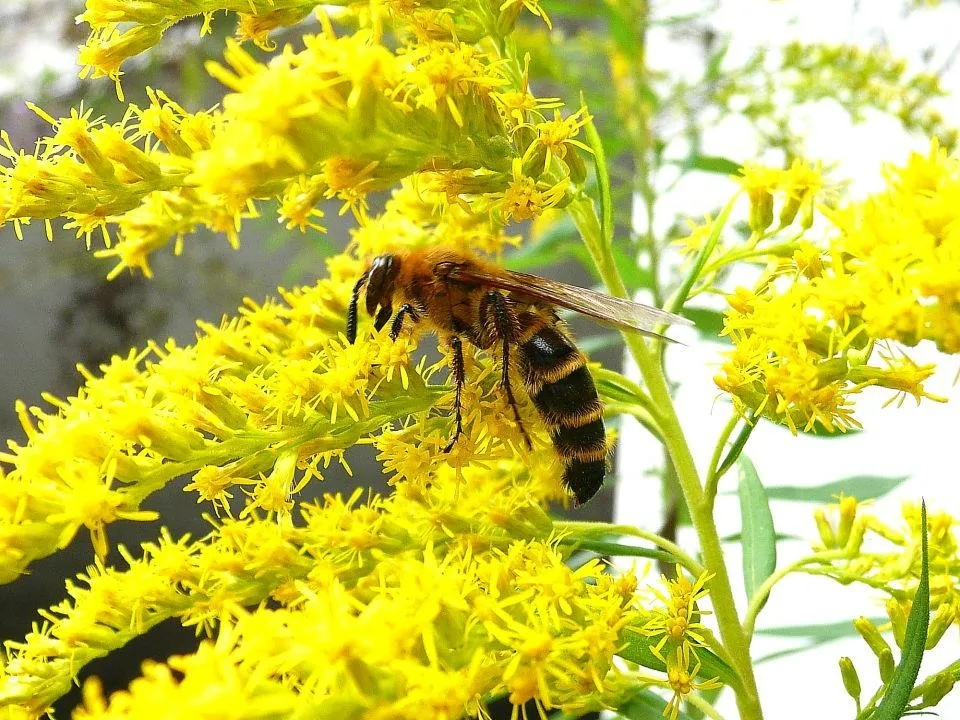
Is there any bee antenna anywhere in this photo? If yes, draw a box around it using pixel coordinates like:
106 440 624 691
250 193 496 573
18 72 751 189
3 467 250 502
346 273 367 344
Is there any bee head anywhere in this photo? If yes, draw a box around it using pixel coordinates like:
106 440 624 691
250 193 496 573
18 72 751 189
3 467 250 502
346 254 401 343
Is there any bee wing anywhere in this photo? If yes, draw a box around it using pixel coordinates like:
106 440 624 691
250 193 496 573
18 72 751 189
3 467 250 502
450 266 693 338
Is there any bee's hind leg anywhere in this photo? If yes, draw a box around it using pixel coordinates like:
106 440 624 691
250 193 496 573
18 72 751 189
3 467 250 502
480 291 533 450
442 335 465 453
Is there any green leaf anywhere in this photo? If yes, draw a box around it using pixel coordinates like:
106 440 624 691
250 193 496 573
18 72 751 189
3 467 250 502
738 456 776 601
505 216 578 271
682 307 727 338
563 538 676 564
762 475 909 503
616 689 693 720
704 44 730 82
582 104 615 253
594 369 645 404
721 532 800 544
617 630 740 690
612 245 654 291
874 501 930 719
715 417 756 480
682 154 742 175
756 618 886 640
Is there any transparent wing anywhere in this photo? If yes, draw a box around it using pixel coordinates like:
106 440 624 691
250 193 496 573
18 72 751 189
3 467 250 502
450 266 693 337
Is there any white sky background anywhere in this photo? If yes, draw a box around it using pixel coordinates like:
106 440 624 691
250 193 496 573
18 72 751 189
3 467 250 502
615 1 960 718
3 0 959 717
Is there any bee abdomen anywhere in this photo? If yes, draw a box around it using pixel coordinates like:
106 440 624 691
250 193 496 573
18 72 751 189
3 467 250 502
519 325 607 506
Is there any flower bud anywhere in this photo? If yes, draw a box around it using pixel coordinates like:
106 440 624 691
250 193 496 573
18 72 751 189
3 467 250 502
815 508 837 549
886 597 908 648
920 670 956 708
925 602 956 650
566 149 587 185
836 496 858 548
838 657 861 702
854 616 890 658
747 188 774 233
878 648 896 683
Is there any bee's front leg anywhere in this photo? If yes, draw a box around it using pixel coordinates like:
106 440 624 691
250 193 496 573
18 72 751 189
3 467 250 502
479 291 533 450
442 335 465 453
346 274 368 344
389 304 419 341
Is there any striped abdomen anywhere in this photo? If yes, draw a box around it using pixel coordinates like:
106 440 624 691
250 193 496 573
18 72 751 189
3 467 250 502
518 321 607 505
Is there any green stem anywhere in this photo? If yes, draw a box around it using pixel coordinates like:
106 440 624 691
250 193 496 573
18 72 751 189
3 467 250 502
704 411 740 506
569 192 764 719
604 401 662 441
706 410 758 508
555 520 704 577
742 550 848 641
631 328 764 719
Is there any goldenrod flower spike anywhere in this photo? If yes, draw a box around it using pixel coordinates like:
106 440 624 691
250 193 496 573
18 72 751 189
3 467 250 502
0 274 443 585
716 141 959 434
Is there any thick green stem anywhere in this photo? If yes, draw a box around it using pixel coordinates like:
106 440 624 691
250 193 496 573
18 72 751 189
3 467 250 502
742 550 848 641
570 193 764 719
629 330 765 720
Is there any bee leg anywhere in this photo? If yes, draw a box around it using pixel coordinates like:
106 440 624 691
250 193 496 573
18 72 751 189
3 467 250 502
346 274 367 344
389 304 419 341
442 335 465 454
481 291 533 450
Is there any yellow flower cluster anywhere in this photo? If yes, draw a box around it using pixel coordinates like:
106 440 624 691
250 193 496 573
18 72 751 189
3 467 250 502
3 9 578 279
0 262 430 584
815 499 958 622
0 443 716 719
77 1 551 86
812 499 959 710
714 143 955 432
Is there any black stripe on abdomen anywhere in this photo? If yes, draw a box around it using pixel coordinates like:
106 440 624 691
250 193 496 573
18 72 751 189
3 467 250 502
521 327 606 506
563 458 607 507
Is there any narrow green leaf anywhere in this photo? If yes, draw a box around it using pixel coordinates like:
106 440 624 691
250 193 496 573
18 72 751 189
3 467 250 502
762 475 909 503
715 417 756 480
682 154 742 175
581 104 614 252
593 369 645 404
704 45 730 82
721 532 800 544
505 216 578 271
563 538 675 564
682 307 727 338
617 630 740 690
616 689 693 720
738 456 776 601
874 502 930 719
612 245 655 291
756 618 887 640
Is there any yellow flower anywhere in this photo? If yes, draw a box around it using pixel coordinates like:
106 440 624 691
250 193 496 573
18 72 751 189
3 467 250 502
662 644 722 720
736 163 783 232
499 158 570 223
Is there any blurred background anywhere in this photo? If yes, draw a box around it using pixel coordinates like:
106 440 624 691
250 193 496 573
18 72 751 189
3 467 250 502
1 0 959 717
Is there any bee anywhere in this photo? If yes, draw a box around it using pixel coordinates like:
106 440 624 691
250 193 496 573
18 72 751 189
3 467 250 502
346 247 690 506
